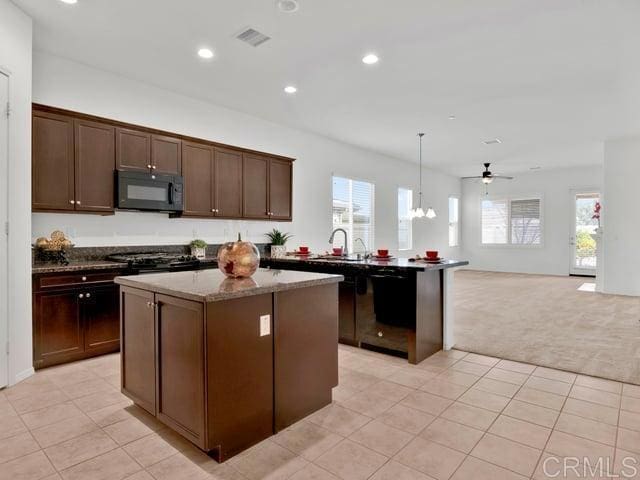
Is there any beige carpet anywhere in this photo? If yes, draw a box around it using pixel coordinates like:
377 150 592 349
454 270 640 385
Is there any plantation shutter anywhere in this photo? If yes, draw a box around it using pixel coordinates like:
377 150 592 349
511 199 541 244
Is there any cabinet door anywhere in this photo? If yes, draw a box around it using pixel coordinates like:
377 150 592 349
151 135 181 175
182 141 213 217
242 154 269 219
156 295 205 448
214 147 243 218
121 286 156 415
83 284 120 353
74 119 115 213
116 128 151 173
338 278 357 345
33 290 82 368
269 159 292 220
32 111 75 211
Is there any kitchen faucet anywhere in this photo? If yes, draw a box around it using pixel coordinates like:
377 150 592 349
354 237 369 259
328 228 348 256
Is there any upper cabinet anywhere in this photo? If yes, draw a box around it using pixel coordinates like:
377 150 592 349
32 111 75 211
116 129 181 176
243 154 293 221
75 119 115 212
32 105 293 221
32 111 115 213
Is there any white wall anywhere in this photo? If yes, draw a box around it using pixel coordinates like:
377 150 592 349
461 165 603 275
32 52 461 259
0 0 32 385
602 137 640 296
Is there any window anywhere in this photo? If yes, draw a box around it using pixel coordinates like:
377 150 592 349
398 188 413 250
448 196 459 247
332 176 375 252
481 197 542 245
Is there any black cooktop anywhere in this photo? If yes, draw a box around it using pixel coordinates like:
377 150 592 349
107 252 199 269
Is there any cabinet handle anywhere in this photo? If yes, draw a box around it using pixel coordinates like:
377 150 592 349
152 165 157 170
76 200 81 205
211 209 216 213
377 331 383 337
147 164 152 169
146 301 152 308
86 293 91 298
69 200 75 204
81 276 87 281
78 294 84 299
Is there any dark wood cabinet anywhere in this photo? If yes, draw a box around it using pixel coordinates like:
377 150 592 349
33 104 293 221
157 295 205 447
269 159 292 220
83 284 120 352
242 154 270 219
32 111 75 211
75 119 115 212
116 128 151 173
214 148 243 218
33 270 124 369
120 286 156 415
151 135 182 175
33 290 82 365
182 141 214 217
242 154 293 221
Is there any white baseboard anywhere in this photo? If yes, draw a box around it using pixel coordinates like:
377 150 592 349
11 366 35 386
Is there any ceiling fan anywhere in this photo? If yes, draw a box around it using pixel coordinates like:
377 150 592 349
462 163 514 184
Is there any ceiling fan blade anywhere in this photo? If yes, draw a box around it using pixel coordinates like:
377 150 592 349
491 175 514 180
461 176 483 180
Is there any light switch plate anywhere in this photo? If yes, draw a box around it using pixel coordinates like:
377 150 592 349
260 315 271 336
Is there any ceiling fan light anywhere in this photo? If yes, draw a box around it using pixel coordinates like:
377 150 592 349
426 207 437 219
482 176 493 184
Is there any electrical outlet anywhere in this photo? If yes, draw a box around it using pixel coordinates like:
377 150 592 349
259 315 271 336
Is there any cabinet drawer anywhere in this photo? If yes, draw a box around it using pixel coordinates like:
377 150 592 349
35 271 125 291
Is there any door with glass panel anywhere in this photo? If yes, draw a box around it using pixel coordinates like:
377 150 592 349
570 191 600 276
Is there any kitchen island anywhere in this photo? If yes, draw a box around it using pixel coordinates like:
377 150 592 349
264 256 468 363
115 268 342 462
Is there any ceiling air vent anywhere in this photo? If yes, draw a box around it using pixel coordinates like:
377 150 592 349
483 138 502 145
236 28 271 47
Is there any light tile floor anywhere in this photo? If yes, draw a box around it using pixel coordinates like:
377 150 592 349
1 347 639 480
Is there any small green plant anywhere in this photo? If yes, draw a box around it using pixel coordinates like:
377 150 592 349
189 239 207 249
265 229 293 246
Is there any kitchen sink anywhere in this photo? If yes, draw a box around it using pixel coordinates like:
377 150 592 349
313 255 362 262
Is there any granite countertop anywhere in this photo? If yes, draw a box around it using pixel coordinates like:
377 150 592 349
32 260 128 274
263 255 469 272
114 268 344 302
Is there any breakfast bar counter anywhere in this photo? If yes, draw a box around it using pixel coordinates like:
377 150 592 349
115 268 342 462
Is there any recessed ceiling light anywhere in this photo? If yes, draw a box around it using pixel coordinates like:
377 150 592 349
277 0 299 13
59 0 77 4
197 48 214 59
284 85 297 94
448 115 456 120
530 166 542 170
362 54 379 65
483 138 502 145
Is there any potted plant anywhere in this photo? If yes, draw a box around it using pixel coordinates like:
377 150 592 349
265 229 293 258
189 239 208 259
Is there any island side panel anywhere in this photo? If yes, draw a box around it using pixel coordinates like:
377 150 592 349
410 270 443 364
206 293 274 461
274 283 339 431
120 286 156 415
155 294 206 449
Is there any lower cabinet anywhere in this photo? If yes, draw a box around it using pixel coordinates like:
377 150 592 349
33 272 124 369
119 285 337 462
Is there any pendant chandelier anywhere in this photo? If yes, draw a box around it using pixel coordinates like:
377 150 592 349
410 133 436 219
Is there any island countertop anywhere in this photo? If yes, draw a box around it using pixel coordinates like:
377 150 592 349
115 268 344 302
263 255 469 272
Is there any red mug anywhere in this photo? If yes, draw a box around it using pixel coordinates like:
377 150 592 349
299 246 309 254
332 247 343 256
377 249 389 257
426 250 438 259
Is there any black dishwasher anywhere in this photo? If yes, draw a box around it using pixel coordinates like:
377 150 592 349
356 271 416 357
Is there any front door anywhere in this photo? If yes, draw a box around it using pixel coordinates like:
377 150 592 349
0 71 8 388
570 190 600 276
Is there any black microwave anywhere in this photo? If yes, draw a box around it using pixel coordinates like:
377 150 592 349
116 170 184 212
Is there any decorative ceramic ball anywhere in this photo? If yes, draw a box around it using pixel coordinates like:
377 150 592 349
217 234 260 278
